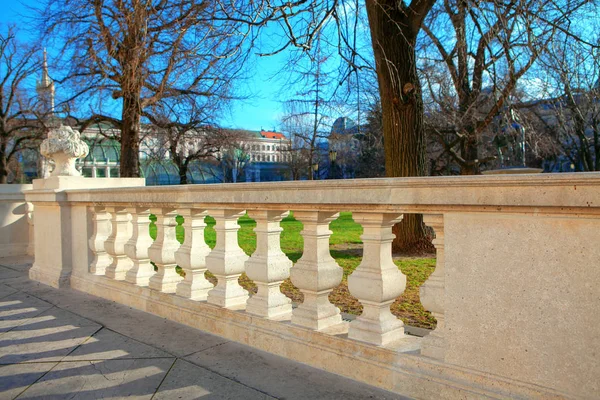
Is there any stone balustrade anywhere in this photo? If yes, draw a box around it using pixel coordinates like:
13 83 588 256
0 184 33 257
17 174 600 399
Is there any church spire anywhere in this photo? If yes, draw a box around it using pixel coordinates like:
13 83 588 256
36 48 55 114
41 49 51 86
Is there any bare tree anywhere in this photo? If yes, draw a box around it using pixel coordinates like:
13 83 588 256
279 36 337 180
525 35 600 171
214 137 252 183
36 0 255 177
280 99 330 180
215 0 435 250
355 101 385 178
144 93 241 184
279 114 313 180
0 27 44 183
420 0 596 174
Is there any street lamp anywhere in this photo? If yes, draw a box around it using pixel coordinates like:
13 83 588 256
328 150 337 179
312 162 319 180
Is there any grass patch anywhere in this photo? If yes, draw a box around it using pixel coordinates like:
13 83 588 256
147 211 436 329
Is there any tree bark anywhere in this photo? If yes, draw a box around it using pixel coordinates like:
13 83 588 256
179 161 188 184
366 0 433 253
460 129 480 175
119 95 142 177
0 151 7 184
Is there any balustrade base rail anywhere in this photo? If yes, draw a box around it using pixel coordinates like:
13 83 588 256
70 273 572 400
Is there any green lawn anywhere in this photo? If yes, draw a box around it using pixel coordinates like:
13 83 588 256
148 212 436 329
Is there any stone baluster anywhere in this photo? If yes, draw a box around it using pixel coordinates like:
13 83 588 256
420 214 446 360
89 206 112 275
206 209 249 308
348 212 406 346
245 210 293 319
290 211 343 330
175 209 213 300
104 207 132 280
124 207 155 286
148 208 183 293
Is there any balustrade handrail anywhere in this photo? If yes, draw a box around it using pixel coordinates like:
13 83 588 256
54 172 600 212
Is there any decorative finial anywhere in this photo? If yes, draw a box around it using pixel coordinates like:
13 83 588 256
40 125 89 177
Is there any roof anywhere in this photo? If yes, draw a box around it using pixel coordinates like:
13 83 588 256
260 130 286 139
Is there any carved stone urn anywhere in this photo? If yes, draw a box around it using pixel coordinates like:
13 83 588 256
40 125 89 177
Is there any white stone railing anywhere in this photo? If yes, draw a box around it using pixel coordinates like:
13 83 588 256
22 174 600 399
0 184 33 257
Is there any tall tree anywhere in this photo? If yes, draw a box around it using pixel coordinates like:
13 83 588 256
37 0 254 177
279 36 337 180
363 0 436 251
526 34 600 171
420 0 596 174
0 27 43 183
239 0 435 250
146 96 247 184
355 101 386 178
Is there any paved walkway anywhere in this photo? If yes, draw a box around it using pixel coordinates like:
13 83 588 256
0 256 409 400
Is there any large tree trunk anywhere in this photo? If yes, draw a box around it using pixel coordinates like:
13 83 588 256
366 0 433 253
120 95 141 177
0 151 8 184
179 161 188 184
460 128 480 175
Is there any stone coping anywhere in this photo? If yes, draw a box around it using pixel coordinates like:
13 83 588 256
0 184 33 201
47 172 600 212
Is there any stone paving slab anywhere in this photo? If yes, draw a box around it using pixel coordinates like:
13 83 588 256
0 323 101 364
0 255 411 400
0 362 58 399
185 341 407 400
153 359 275 400
0 293 53 333
0 284 17 300
64 328 173 361
0 267 23 281
1 276 231 359
16 358 175 400
0 305 102 364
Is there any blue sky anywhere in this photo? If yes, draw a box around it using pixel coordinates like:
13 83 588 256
0 0 288 132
